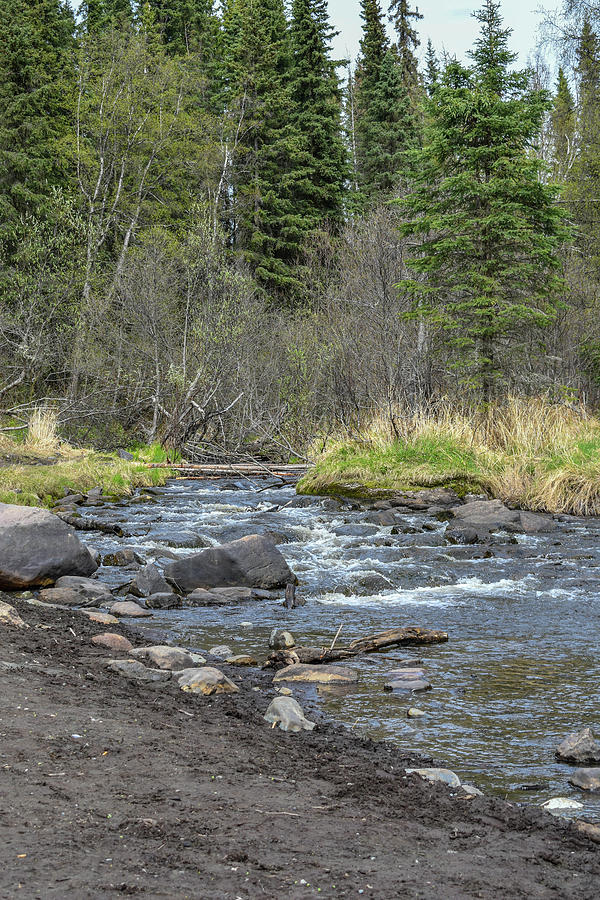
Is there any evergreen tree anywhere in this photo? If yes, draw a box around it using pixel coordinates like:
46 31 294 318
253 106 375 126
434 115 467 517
147 0 218 58
424 38 439 96
79 0 133 31
286 0 347 242
399 0 568 397
0 0 76 252
388 0 422 95
551 67 576 180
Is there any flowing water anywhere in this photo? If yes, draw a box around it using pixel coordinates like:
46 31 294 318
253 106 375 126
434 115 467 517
86 478 600 818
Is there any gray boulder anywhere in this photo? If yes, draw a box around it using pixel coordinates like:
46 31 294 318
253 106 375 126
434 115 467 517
0 503 97 589
106 659 171 684
130 645 202 671
406 767 461 788
269 628 295 650
145 592 182 609
54 575 113 604
263 697 315 733
164 534 296 592
450 499 554 539
130 563 172 598
557 728 600 765
568 768 600 791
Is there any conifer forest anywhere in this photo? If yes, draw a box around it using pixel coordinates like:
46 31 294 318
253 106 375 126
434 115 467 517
1 0 599 456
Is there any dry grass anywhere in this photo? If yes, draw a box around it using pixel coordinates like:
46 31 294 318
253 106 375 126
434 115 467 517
300 397 600 515
24 408 61 452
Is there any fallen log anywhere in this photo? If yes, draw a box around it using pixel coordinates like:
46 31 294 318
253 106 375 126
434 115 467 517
55 512 127 538
263 628 447 670
148 462 308 477
346 627 448 653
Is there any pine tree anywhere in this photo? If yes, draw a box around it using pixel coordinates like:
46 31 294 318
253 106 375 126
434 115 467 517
551 67 576 181
79 0 133 31
286 0 347 241
147 0 218 57
353 0 416 205
0 0 76 251
399 0 569 397
424 38 439 96
388 0 422 95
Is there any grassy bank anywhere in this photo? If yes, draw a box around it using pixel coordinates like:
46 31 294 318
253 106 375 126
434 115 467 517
298 398 600 515
0 424 172 508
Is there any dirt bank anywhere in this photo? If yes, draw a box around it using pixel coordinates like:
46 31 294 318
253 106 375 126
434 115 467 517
0 599 598 899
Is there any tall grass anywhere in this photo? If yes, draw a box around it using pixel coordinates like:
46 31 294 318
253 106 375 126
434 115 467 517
25 407 60 451
299 397 600 515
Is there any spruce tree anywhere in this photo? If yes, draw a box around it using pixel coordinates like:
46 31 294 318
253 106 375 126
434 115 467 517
353 0 416 205
551 67 576 181
399 0 569 397
0 0 76 251
388 0 422 96
424 38 439 96
79 0 133 31
287 0 347 240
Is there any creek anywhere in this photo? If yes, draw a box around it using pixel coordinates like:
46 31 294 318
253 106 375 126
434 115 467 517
85 477 600 817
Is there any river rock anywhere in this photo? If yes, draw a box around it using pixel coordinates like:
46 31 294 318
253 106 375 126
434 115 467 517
185 586 257 606
406 767 461 788
38 587 99 608
147 529 209 549
164 534 296 592
102 549 142 567
106 658 171 683
449 499 554 538
568 768 600 791
129 563 172 598
226 654 257 666
541 797 584 811
273 664 359 685
385 678 432 693
556 727 600 765
445 525 479 545
263 697 316 733
0 503 97 589
54 576 114 604
576 821 600 843
131 645 200 671
269 628 295 650
177 666 239 695
109 600 153 618
92 633 133 652
80 610 119 625
461 784 484 798
0 599 26 627
145 592 182 609
407 707 426 718
209 645 233 658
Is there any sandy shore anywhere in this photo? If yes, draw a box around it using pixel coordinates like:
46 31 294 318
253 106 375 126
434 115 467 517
0 597 599 899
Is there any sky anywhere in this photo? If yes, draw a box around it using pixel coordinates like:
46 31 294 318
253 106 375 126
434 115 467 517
328 0 560 69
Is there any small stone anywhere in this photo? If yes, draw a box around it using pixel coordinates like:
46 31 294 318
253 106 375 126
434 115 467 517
568 768 600 792
542 797 584 811
273 664 359 685
109 600 152 618
263 697 316 733
556 727 600 766
176 666 239 695
277 687 293 696
406 767 461 788
0 599 26 628
209 645 233 658
92 633 133 652
102 549 142 567
407 707 426 718
269 628 295 650
384 679 432 693
226 655 257 666
130 646 198 671
106 659 171 683
80 610 119 625
460 784 484 797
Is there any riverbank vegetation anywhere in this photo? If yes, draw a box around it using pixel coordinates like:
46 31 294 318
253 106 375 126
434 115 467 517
298 398 600 515
3 1 600 497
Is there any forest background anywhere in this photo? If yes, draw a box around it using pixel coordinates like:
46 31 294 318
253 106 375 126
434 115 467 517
1 0 599 464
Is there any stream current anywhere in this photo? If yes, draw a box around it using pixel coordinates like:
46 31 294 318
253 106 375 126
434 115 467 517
86 477 600 817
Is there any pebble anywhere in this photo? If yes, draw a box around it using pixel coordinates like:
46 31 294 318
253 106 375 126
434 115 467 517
407 707 426 718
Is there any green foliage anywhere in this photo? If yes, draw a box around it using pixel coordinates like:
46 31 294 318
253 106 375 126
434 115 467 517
398 0 570 397
0 0 76 252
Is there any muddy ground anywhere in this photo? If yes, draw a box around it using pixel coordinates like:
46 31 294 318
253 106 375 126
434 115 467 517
0 599 598 899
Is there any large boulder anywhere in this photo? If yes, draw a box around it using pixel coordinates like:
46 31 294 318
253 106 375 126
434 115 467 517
556 727 600 766
0 503 97 589
449 499 554 539
164 534 296 592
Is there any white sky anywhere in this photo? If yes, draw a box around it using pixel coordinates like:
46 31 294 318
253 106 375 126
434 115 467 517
328 0 560 68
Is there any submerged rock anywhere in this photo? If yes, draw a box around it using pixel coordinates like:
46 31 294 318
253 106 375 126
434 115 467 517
568 768 600 792
177 666 238 695
385 678 432 693
164 534 297 592
556 727 600 766
406 767 461 788
273 663 359 684
0 502 97 589
263 696 316 732
407 707 426 718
